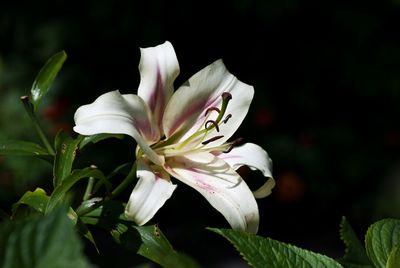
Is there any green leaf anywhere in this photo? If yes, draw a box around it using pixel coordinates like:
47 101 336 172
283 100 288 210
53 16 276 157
75 197 103 216
46 167 106 213
79 200 125 222
208 228 343 268
81 201 200 268
387 245 400 268
134 225 200 268
338 217 373 268
12 188 49 215
53 131 83 187
0 206 92 268
0 140 50 159
79 133 124 149
365 219 400 268
30 51 67 111
76 219 99 253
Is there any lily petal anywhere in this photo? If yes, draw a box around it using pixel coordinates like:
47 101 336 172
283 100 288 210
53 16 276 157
216 143 275 198
163 60 254 147
73 90 163 165
166 152 259 233
137 41 180 132
125 159 177 225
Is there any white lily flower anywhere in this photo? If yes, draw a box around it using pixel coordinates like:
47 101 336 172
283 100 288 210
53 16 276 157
73 41 275 233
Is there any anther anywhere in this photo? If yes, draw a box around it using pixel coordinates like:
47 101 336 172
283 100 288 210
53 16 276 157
205 120 220 132
202 135 224 145
205 107 221 116
223 138 243 153
223 114 232 124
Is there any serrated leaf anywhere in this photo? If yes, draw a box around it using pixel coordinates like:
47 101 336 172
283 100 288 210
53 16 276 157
46 167 106 213
80 201 200 268
79 133 124 149
365 219 400 268
338 217 373 268
0 206 92 268
30 51 67 111
11 188 49 215
209 228 343 268
0 140 50 160
53 131 83 187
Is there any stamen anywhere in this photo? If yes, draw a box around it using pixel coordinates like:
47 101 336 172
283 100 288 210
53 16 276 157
202 135 224 145
223 138 243 153
205 120 220 132
223 114 232 124
205 107 221 116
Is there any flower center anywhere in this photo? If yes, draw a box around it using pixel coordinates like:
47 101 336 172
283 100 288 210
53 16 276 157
138 92 242 162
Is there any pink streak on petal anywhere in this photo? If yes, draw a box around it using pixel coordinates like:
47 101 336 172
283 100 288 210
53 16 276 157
186 167 217 193
148 67 166 130
134 117 158 143
167 95 220 137
167 98 207 135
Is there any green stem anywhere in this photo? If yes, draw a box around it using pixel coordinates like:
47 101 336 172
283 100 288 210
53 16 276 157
20 96 55 155
77 161 137 217
110 161 137 198
83 177 95 201
92 162 131 196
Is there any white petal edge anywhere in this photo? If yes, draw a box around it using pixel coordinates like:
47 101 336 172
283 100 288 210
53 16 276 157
163 60 254 147
217 143 275 198
166 152 259 233
137 41 180 131
125 159 177 225
73 90 163 165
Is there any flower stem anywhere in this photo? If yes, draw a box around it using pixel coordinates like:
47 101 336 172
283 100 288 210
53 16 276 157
20 96 55 156
110 161 137 198
83 176 95 201
77 161 137 217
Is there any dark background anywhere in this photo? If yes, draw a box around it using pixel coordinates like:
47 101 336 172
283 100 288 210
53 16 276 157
1 0 400 267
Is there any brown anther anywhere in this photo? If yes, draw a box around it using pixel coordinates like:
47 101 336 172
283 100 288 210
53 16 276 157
222 92 232 101
205 107 221 116
223 114 232 124
205 120 220 132
202 135 224 145
223 138 244 153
